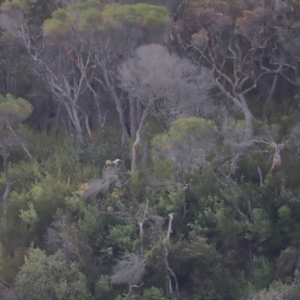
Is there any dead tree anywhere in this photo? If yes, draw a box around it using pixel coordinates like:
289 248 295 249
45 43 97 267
163 213 180 299
110 253 145 300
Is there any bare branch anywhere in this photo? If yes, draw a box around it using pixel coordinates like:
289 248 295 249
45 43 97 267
110 253 145 286
131 108 148 173
6 124 38 165
163 213 180 299
138 198 149 254
257 166 263 186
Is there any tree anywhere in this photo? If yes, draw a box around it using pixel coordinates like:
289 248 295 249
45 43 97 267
46 214 92 261
46 1 169 144
119 44 214 172
0 0 169 144
151 117 217 176
81 3 169 147
0 3 86 140
111 252 145 286
151 117 258 239
143 287 167 300
0 94 32 214
14 248 92 300
111 252 145 300
170 0 300 138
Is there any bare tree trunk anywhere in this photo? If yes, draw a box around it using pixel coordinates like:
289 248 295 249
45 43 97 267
136 101 148 163
137 101 143 129
141 132 148 163
138 199 149 254
124 283 143 300
81 110 93 142
85 78 106 130
131 109 148 173
43 84 84 141
263 74 279 121
101 66 129 147
163 213 180 299
214 78 254 139
129 97 137 138
238 94 254 139
71 106 83 141
2 147 11 216
182 184 188 220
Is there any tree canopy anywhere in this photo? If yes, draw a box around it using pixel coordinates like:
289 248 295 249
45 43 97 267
0 0 300 299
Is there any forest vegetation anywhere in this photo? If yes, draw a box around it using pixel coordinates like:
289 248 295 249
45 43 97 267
1 0 300 299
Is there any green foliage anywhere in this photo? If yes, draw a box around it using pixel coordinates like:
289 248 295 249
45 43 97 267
4 0 300 298
246 208 272 245
79 9 102 30
6 169 74 246
254 277 300 300
26 131 100 182
79 205 99 237
19 201 38 228
1 249 25 284
154 189 183 215
68 0 102 11
23 0 55 25
277 205 292 234
152 117 215 146
189 0 209 9
143 287 167 300
127 171 147 198
169 117 216 141
189 195 224 236
44 8 72 35
171 231 232 300
73 139 103 165
44 2 167 34
250 256 273 290
94 275 115 300
152 159 174 181
237 152 269 184
43 18 71 35
151 117 217 173
46 211 93 262
1 0 22 10
245 280 293 299
101 3 168 27
0 94 32 127
52 8 68 22
108 220 136 252
15 248 92 300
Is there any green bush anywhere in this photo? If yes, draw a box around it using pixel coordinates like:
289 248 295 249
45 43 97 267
15 248 92 300
143 287 167 300
250 256 273 290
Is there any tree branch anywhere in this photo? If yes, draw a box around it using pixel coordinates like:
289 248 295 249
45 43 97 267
131 108 148 173
163 213 180 299
138 198 149 254
2 147 11 216
6 124 38 165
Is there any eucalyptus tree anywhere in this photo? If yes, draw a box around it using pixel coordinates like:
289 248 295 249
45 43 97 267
76 2 169 146
42 1 169 145
0 94 32 214
15 248 92 300
0 0 169 144
119 44 214 172
170 0 300 138
0 1 94 140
